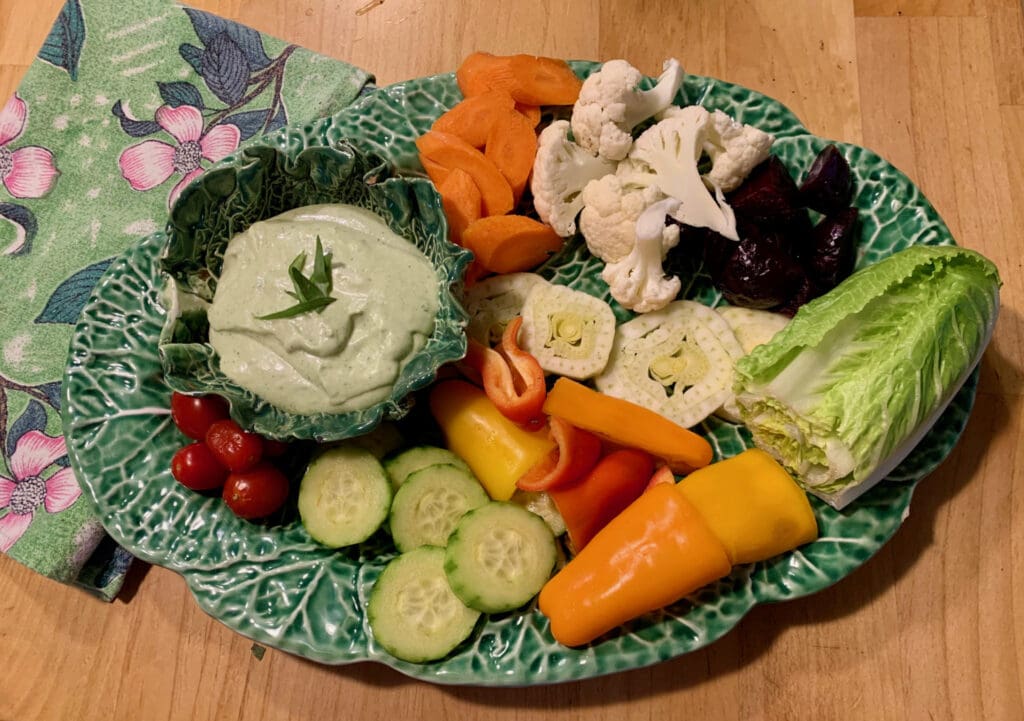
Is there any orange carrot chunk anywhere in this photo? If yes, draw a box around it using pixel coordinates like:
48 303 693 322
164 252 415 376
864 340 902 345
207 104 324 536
455 52 516 97
415 130 514 217
506 54 582 106
432 90 517 148
515 103 542 127
437 168 482 245
461 214 564 274
484 109 538 202
420 156 451 188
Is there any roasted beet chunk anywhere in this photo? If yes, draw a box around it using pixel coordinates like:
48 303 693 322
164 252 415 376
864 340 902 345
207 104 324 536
727 155 804 228
774 275 823 317
718 229 805 309
805 207 859 288
799 144 853 215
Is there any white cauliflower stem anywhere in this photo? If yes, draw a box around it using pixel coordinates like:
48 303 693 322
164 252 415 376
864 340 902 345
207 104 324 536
571 58 685 162
578 174 668 262
531 120 617 237
621 105 739 240
601 197 682 313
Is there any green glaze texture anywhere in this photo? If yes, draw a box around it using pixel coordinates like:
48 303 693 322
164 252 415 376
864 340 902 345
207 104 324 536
64 63 979 685
158 139 473 441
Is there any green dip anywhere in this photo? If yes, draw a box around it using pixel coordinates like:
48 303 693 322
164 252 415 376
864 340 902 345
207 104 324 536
208 204 439 415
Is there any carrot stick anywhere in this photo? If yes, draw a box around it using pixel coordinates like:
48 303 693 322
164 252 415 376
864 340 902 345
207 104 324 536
485 109 538 202
416 130 514 217
437 168 481 245
542 378 713 474
432 90 517 148
460 214 563 274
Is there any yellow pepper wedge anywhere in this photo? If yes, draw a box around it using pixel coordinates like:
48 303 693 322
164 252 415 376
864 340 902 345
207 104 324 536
538 483 732 647
429 379 556 500
675 448 818 565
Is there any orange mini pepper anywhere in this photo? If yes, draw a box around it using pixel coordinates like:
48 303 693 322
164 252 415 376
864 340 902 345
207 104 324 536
429 379 555 501
538 483 732 647
542 378 713 473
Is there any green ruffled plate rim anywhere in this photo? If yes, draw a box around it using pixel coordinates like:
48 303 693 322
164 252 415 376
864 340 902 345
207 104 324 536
63 62 979 686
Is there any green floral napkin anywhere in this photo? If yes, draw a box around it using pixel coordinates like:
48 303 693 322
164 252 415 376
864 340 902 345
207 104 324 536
0 0 372 599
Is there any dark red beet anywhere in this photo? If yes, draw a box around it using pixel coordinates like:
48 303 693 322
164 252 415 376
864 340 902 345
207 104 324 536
805 207 859 288
727 156 804 229
799 144 853 215
774 275 823 317
717 229 806 309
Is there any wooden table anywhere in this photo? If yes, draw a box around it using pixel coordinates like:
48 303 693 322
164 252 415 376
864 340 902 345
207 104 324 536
2 1 1022 719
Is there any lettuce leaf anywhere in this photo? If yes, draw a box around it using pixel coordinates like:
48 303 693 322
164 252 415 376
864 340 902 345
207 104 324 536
733 245 1000 509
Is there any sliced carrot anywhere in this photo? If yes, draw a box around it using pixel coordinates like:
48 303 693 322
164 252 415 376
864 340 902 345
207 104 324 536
461 214 563 274
455 52 582 106
437 168 481 245
415 130 514 217
484 109 538 202
455 52 516 97
506 54 582 106
420 156 451 188
515 103 542 127
432 89 516 148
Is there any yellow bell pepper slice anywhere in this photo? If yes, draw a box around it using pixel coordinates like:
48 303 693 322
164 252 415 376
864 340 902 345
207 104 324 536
676 448 818 565
429 379 556 501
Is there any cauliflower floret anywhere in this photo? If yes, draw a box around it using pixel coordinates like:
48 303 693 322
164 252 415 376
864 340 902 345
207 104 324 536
570 58 685 162
578 174 668 262
703 109 774 192
531 120 617 237
600 197 683 313
620 106 739 240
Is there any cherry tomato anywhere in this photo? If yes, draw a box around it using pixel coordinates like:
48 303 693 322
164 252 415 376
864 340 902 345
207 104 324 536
205 419 264 472
222 463 290 519
262 439 290 458
170 392 230 440
171 442 229 491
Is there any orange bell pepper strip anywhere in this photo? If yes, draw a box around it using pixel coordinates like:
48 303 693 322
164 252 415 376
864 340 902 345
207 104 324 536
548 448 655 552
515 416 602 493
538 483 732 647
542 378 713 473
429 379 555 501
462 317 546 427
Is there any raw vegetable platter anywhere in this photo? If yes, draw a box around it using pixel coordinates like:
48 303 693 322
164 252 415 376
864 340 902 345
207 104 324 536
63 61 978 686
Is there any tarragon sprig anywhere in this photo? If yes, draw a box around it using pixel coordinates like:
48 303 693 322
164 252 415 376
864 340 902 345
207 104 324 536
255 236 337 320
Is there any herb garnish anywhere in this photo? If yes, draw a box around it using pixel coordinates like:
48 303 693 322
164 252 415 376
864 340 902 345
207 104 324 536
255 236 337 320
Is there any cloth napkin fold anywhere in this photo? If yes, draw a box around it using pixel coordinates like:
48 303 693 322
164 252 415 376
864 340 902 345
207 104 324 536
0 0 372 599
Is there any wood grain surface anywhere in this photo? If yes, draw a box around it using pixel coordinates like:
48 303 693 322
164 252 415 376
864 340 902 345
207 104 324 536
1 1 1022 719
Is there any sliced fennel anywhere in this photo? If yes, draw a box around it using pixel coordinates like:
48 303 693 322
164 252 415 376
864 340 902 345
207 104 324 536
595 300 745 429
716 306 791 355
463 273 549 345
733 245 1000 509
518 282 617 379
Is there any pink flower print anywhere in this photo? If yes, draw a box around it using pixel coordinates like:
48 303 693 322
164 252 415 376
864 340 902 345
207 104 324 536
0 430 81 552
0 93 60 199
118 104 241 207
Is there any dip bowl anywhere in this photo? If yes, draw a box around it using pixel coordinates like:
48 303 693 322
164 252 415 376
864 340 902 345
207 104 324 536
157 137 473 441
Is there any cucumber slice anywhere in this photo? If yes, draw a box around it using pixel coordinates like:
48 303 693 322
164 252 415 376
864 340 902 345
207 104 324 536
383 445 470 491
389 464 489 552
444 502 557 614
367 546 481 663
297 445 392 548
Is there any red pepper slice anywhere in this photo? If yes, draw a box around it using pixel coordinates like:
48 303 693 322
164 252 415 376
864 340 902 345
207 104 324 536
463 316 546 426
516 416 603 492
549 448 656 552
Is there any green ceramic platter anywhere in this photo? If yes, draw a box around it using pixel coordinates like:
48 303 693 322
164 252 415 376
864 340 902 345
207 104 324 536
63 62 979 685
